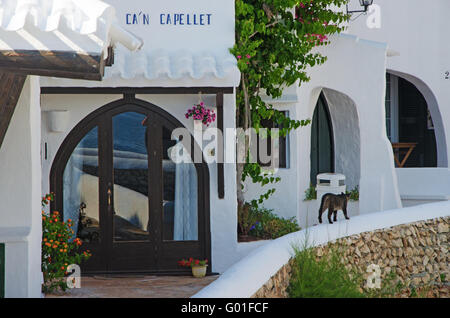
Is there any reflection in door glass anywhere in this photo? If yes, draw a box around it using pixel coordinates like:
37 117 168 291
163 127 198 241
113 112 150 242
63 126 100 243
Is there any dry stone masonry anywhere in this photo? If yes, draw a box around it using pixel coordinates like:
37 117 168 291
253 216 449 298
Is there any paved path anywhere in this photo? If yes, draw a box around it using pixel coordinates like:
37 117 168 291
46 275 218 298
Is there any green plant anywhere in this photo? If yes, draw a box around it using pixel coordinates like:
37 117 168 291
304 184 317 201
288 244 364 298
346 185 359 201
238 202 260 236
41 193 91 293
249 207 300 239
234 0 349 205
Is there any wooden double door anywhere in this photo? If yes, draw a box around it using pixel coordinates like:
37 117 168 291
51 98 210 274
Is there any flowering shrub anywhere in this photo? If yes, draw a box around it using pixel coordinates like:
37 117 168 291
41 193 91 293
185 102 216 126
178 257 208 268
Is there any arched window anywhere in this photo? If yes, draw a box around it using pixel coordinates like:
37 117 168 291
310 93 334 185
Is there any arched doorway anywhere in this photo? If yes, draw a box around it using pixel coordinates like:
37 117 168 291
50 96 211 274
385 73 438 167
310 93 334 185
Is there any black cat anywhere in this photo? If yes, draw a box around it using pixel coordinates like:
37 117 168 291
318 192 351 224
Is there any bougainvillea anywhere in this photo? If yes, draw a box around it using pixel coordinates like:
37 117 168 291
41 193 91 293
232 0 349 206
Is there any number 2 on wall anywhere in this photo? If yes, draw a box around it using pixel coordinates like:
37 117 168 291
445 71 450 80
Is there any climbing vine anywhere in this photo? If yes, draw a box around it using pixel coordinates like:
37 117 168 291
232 0 349 206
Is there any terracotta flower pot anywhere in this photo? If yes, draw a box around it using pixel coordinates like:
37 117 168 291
191 265 207 278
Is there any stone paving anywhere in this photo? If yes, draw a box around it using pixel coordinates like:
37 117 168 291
46 274 218 298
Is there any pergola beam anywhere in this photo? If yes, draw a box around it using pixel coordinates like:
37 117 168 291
0 49 106 81
0 72 27 148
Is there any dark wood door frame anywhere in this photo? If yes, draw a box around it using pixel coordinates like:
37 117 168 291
42 87 233 199
50 96 211 274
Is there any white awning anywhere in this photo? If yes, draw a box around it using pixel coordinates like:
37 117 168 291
0 0 142 57
40 45 240 87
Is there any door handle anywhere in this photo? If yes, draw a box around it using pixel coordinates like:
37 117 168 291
107 187 112 206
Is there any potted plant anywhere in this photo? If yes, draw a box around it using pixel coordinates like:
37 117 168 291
178 257 208 278
185 102 216 127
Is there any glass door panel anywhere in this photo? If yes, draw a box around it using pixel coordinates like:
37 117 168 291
63 126 100 243
162 126 198 241
112 112 150 242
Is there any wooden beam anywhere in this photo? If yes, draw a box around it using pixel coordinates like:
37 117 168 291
0 72 26 149
41 86 235 95
0 243 4 298
0 50 104 81
216 92 225 199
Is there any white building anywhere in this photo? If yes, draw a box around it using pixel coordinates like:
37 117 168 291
246 0 450 227
1 0 448 298
0 0 242 297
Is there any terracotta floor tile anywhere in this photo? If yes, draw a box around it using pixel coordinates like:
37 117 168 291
45 275 218 298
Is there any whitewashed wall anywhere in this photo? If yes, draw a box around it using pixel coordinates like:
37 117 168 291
0 77 42 297
300 34 401 216
242 101 299 220
245 34 402 228
322 88 360 190
348 0 450 200
347 0 450 172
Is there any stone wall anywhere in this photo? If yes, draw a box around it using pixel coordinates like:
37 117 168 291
253 216 449 298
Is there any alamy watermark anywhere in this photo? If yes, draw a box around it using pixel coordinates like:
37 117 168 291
169 127 282 170
66 264 81 289
366 4 381 29
366 264 382 289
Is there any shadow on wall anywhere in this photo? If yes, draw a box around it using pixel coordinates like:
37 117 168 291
321 88 361 190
